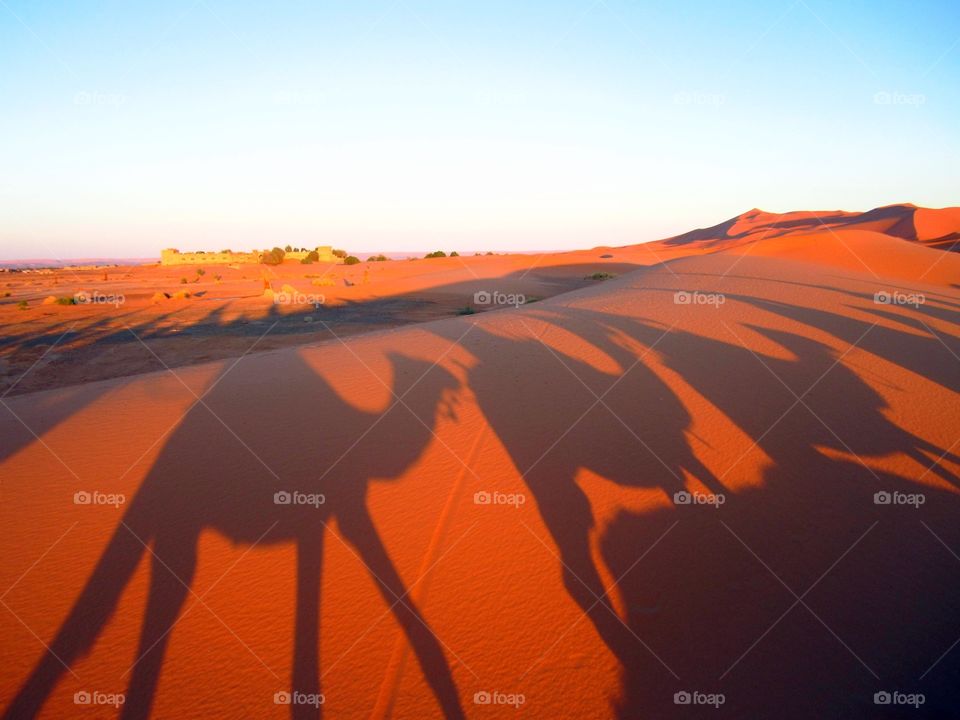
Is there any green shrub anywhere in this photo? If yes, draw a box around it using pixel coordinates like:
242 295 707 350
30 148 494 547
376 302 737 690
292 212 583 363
450 251 459 257
17 300 28 310
585 272 615 281
367 254 389 262
343 256 361 265
180 277 188 284
425 250 447 259
301 251 320 264
55 296 76 305
456 306 476 315
332 248 347 259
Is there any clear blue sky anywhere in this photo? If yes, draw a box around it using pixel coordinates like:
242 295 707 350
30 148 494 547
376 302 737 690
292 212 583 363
1 0 958 259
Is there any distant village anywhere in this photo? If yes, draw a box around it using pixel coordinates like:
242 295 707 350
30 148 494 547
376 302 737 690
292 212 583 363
161 246 340 266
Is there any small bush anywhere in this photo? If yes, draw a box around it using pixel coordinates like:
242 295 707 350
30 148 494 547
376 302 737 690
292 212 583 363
196 268 205 276
180 277 188 284
450 251 459 257
55 296 76 305
343 256 361 265
301 250 320 264
261 247 285 265
456 306 476 315
367 254 389 262
585 272 615 281
425 251 447 259
332 248 347 259
17 300 28 310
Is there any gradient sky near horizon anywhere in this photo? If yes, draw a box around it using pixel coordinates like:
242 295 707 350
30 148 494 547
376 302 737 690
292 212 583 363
1 0 958 259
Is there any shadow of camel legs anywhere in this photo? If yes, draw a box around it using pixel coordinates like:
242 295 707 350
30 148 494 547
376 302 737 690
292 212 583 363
4 519 148 719
338 498 464 719
123 531 198 720
293 529 322 720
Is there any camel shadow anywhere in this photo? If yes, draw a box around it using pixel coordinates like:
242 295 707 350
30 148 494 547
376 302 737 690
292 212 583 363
432 307 725 666
597 313 960 717
430 299 960 717
4 348 465 719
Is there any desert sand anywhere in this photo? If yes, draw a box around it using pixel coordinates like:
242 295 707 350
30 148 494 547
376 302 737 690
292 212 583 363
1 204 958 718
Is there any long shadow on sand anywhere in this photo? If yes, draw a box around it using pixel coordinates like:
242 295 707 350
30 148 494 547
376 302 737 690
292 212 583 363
4 348 465 719
428 296 960 717
5 262 960 719
591 310 960 717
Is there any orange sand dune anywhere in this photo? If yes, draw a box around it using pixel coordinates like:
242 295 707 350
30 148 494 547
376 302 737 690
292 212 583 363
2 211 959 719
659 203 960 253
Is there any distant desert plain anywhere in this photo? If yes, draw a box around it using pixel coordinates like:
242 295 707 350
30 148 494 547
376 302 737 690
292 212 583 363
1 203 959 718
